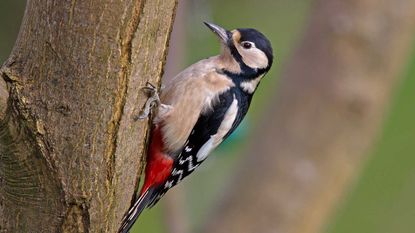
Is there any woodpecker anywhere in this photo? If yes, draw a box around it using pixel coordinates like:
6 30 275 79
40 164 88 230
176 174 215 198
118 22 273 233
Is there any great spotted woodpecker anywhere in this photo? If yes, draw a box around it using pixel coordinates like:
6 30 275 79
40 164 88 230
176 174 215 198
118 22 273 233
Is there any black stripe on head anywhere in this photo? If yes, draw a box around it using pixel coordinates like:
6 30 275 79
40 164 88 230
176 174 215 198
237 28 273 71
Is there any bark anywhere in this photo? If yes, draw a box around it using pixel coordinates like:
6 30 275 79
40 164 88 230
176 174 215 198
0 0 177 232
202 1 415 233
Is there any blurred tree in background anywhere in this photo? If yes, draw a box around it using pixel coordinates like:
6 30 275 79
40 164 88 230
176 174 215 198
0 0 25 63
1 1 415 233
201 1 415 233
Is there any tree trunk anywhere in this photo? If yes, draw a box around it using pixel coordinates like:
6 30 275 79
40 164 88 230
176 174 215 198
0 0 177 232
202 0 415 233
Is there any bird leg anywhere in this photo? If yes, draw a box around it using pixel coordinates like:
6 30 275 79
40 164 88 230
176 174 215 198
135 82 172 121
135 82 161 120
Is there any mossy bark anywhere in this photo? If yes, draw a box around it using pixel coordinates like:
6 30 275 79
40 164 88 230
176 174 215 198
0 0 177 232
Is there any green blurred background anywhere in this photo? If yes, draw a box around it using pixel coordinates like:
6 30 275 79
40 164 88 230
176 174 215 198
1 1 414 233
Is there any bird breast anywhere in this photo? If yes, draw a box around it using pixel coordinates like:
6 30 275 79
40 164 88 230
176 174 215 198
157 58 235 153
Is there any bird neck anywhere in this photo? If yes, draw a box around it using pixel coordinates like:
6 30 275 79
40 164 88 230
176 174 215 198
220 69 264 95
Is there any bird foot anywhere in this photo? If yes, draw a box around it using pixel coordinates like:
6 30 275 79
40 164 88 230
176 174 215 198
134 82 161 121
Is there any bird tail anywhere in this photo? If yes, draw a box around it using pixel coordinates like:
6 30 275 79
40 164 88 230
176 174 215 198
118 186 157 233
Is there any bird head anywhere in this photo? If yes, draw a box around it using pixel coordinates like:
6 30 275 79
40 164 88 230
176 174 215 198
204 22 273 75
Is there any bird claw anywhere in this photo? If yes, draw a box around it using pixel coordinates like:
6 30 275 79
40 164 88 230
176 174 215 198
134 82 161 121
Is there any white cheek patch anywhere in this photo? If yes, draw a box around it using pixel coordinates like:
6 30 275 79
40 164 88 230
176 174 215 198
240 75 263 94
236 45 269 70
196 96 239 162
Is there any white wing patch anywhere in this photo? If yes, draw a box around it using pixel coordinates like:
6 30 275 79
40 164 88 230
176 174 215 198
171 168 184 183
196 137 215 162
196 95 239 162
179 155 199 171
240 75 263 94
184 146 192 152
164 180 174 189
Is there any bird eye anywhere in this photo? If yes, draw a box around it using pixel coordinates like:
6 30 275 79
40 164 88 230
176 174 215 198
241 42 252 49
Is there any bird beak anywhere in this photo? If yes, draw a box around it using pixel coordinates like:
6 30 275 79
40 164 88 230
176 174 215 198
204 22 230 44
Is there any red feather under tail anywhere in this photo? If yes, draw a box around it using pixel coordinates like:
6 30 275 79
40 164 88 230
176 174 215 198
118 126 173 233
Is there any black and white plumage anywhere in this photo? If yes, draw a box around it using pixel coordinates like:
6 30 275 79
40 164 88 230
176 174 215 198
118 22 273 233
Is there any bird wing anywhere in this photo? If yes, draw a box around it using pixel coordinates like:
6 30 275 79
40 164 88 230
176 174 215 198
148 88 250 206
158 63 235 154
